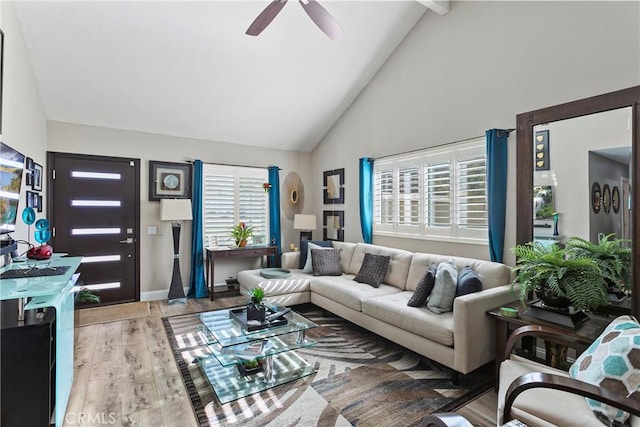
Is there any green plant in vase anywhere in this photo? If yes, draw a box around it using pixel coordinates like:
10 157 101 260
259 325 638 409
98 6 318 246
246 287 266 322
231 222 255 247
511 241 608 312
76 287 101 303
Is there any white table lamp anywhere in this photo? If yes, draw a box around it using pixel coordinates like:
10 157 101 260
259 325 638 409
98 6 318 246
293 214 317 242
160 199 193 304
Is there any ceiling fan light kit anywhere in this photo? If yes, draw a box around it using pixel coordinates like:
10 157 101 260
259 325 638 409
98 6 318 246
246 0 343 40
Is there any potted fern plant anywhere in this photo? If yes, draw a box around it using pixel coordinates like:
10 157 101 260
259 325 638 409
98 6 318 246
511 241 609 312
565 233 631 292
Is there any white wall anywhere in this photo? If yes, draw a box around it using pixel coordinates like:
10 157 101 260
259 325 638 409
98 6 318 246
47 121 313 297
0 2 47 253
311 1 640 266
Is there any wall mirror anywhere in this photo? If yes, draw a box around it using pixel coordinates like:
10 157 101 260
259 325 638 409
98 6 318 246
516 86 640 316
323 169 345 204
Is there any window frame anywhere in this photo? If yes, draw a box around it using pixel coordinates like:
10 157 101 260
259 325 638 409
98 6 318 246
373 138 488 244
202 164 269 248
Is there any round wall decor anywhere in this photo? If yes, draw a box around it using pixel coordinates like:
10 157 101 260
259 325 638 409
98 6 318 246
282 171 305 220
591 182 601 214
612 186 620 213
602 184 611 214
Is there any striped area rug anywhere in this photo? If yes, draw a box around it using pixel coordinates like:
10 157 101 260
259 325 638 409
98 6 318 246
162 304 493 427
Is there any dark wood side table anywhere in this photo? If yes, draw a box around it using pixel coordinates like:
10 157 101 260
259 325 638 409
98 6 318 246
206 246 278 301
487 302 610 386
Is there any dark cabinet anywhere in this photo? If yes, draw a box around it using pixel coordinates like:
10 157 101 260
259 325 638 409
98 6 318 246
1 302 56 427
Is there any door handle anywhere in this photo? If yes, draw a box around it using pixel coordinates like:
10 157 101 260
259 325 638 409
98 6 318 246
119 238 135 244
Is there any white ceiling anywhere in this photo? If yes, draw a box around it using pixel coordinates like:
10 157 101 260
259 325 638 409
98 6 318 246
14 1 442 152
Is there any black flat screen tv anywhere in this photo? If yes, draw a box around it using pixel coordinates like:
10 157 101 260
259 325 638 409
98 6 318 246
0 142 26 234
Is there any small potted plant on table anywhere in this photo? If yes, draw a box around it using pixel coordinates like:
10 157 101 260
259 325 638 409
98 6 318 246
231 222 254 248
246 287 266 322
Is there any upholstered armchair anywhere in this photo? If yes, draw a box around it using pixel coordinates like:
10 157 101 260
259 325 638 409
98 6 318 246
498 321 640 427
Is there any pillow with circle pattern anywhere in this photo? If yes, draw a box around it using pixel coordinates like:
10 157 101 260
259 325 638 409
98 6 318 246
569 315 640 424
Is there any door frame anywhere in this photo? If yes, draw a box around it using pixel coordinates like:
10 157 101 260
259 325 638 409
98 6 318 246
46 151 141 303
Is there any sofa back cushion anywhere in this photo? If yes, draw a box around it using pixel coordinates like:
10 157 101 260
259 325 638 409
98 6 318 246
406 253 511 292
348 243 412 290
332 241 356 273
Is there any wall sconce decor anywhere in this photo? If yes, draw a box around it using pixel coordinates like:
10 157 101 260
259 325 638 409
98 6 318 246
612 185 620 213
591 182 601 214
323 210 344 241
323 168 344 204
534 130 550 171
602 183 611 214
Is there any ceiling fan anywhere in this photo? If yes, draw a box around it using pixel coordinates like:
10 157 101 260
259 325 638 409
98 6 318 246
246 0 343 40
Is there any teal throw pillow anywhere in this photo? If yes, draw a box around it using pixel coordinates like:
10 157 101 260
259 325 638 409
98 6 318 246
569 315 640 424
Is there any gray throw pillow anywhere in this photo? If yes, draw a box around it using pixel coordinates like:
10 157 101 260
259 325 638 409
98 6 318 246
311 248 342 276
427 260 458 314
407 263 437 307
299 240 332 268
354 253 390 288
455 266 483 297
302 242 333 274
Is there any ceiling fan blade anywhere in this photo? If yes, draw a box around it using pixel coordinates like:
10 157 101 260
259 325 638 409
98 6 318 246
298 0 343 40
246 0 288 36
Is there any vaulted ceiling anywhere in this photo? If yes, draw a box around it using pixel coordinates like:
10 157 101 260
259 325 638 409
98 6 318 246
14 1 448 152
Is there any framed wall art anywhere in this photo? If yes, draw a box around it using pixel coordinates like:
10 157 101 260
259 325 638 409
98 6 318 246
323 168 344 204
534 130 550 171
25 157 33 186
149 161 192 201
323 210 344 241
32 162 43 192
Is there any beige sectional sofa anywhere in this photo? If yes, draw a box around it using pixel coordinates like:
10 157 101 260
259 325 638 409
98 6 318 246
238 241 515 378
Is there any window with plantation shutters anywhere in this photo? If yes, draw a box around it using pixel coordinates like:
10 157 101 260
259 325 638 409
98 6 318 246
203 164 269 247
373 138 488 243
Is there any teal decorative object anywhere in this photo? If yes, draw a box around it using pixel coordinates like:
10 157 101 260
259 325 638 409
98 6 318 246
34 218 51 244
22 207 36 225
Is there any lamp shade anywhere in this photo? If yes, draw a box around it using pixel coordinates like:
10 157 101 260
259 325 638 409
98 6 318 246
160 199 193 221
293 214 316 230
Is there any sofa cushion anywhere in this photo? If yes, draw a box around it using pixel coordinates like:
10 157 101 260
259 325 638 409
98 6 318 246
406 253 511 291
427 260 458 314
302 242 333 273
569 315 640 424
407 264 437 307
311 248 343 276
299 240 333 269
363 291 454 346
354 253 390 288
311 276 401 312
348 243 412 290
332 241 356 273
456 266 483 297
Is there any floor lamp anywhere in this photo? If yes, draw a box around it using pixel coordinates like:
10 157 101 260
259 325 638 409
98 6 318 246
160 199 193 304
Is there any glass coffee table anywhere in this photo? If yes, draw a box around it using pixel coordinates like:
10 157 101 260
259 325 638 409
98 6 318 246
196 304 318 404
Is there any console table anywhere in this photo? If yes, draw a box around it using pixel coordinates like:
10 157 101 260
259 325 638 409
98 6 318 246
206 246 277 300
0 256 82 427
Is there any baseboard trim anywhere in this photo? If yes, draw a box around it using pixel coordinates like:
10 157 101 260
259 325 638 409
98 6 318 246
141 287 189 302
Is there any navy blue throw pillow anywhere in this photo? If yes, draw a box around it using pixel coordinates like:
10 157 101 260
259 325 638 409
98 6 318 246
455 266 483 297
299 240 332 269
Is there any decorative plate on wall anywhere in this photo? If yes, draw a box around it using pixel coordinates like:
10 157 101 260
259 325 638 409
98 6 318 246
602 184 611 214
282 171 304 220
612 186 620 214
591 182 601 214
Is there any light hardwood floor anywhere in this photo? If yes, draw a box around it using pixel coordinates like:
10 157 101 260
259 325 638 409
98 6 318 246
64 297 498 426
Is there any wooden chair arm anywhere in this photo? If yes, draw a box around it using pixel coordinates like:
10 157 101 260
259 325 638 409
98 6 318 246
420 413 473 427
504 324 588 360
503 372 640 422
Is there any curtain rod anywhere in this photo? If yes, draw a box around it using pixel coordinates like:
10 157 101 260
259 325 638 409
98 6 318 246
373 129 514 161
186 159 269 170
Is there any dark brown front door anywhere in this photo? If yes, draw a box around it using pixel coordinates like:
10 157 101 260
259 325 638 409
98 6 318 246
47 152 140 305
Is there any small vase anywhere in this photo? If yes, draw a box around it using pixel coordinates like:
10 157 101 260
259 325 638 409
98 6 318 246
246 304 266 322
237 239 248 248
